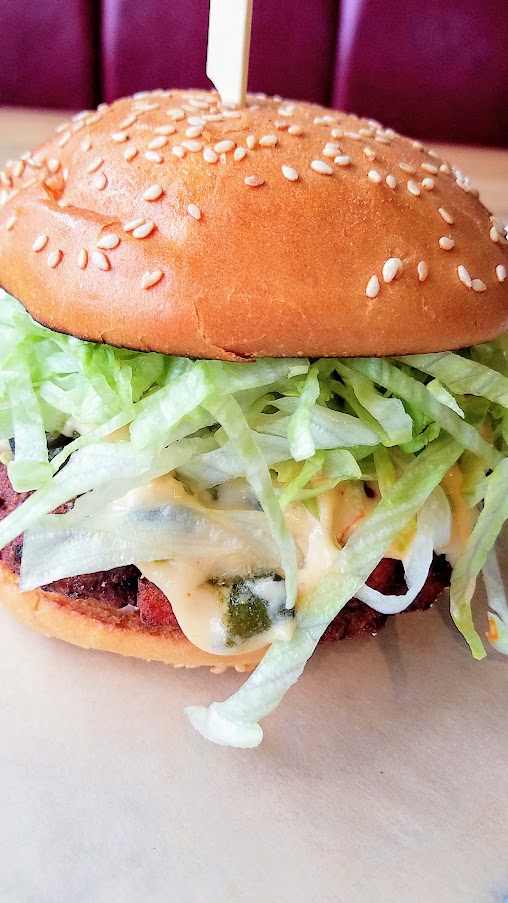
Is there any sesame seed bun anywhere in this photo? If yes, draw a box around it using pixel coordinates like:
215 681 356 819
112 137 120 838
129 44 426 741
0 562 261 672
0 89 506 359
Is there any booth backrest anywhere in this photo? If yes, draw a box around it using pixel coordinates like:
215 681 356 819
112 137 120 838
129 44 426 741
1 0 507 144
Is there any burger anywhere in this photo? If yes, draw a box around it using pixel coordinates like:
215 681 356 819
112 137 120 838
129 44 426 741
0 90 507 748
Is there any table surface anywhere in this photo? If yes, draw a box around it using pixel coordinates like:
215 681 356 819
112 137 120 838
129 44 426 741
1 108 508 903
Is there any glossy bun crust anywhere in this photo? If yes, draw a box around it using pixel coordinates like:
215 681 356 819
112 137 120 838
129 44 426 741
0 90 507 359
0 563 262 671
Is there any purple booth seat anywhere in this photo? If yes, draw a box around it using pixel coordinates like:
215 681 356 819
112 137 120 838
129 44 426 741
333 0 508 145
101 0 339 105
0 0 95 109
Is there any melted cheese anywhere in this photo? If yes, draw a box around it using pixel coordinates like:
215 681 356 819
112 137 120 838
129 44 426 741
134 476 338 655
100 463 473 655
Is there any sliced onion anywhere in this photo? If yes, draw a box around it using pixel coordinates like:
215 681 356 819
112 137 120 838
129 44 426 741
355 488 451 614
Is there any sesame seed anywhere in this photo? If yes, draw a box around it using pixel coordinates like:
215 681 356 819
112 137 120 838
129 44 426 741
440 163 451 174
230 146 245 163
5 214 16 231
417 261 428 282
58 132 72 148
472 278 487 292
282 165 298 182
187 203 201 220
457 265 472 288
421 178 435 190
167 108 185 121
148 136 168 150
203 147 218 164
145 150 163 163
323 143 340 158
439 236 455 250
92 251 110 271
438 207 454 225
278 105 296 117
172 146 186 159
181 140 202 152
275 120 288 130
185 125 203 139
334 155 351 166
363 147 376 160
111 131 129 143
120 114 138 129
46 158 60 174
47 250 62 268
124 146 138 162
94 172 107 191
154 125 176 136
78 249 88 269
385 174 397 189
32 234 49 252
187 116 205 128
246 135 257 149
244 176 265 187
123 217 145 233
367 169 382 184
359 128 373 138
496 264 506 283
97 234 120 250
55 121 70 134
421 162 439 175
330 129 344 141
366 275 380 298
141 270 163 290
203 112 224 122
407 180 421 197
11 161 24 179
311 160 333 175
81 136 92 153
382 257 403 283
132 220 155 239
188 97 210 110
259 135 278 147
345 131 361 141
375 135 391 145
412 140 424 151
214 140 235 154
288 125 304 136
87 157 104 174
399 162 416 174
491 217 506 235
143 184 164 201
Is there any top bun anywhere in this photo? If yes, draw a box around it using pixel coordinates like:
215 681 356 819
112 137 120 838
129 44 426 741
0 89 507 359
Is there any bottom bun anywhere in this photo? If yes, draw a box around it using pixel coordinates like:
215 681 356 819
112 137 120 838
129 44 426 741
0 562 263 671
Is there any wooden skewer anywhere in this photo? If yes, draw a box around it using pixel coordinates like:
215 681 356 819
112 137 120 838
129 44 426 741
206 0 254 107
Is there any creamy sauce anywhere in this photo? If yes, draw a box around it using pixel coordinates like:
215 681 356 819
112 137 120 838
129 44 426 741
96 462 472 655
440 464 475 563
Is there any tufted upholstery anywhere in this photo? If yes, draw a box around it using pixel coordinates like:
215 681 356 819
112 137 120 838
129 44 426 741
1 0 507 145
101 0 339 106
0 0 95 110
333 0 508 145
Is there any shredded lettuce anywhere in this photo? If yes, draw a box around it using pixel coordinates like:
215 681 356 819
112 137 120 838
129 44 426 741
482 549 508 655
1 288 508 749
186 437 462 746
450 458 508 659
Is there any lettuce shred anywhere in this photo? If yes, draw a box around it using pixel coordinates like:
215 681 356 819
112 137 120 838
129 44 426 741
1 289 508 747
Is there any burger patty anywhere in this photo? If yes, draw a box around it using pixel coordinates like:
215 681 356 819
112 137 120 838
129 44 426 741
0 464 451 641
